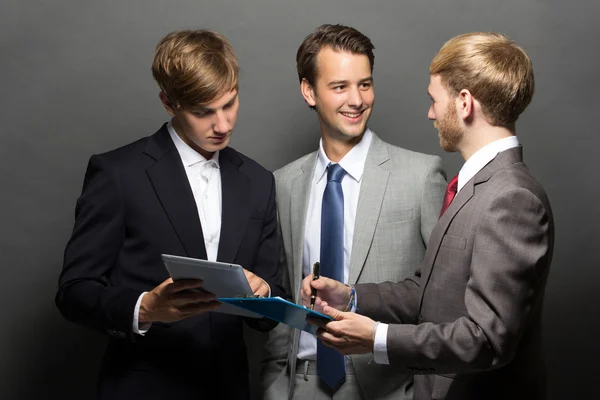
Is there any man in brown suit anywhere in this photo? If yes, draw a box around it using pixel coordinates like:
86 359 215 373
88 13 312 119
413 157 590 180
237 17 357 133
300 32 554 400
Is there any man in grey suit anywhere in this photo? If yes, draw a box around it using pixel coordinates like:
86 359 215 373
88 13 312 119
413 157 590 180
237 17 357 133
301 32 554 400
262 24 446 399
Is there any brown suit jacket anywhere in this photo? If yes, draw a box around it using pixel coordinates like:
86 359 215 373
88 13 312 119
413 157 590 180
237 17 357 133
356 147 554 400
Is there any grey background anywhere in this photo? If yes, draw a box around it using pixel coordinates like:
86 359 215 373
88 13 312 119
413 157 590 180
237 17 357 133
1 0 598 399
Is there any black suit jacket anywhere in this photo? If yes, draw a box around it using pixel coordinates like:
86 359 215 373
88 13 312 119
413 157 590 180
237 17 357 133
56 124 284 399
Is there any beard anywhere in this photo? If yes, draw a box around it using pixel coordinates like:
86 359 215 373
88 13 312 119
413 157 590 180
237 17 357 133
434 101 463 152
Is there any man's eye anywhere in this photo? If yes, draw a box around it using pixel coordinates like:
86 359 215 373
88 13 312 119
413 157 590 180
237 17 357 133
360 83 372 89
333 86 345 91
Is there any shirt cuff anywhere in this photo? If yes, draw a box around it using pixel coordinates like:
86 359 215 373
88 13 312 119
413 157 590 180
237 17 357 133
133 292 151 335
350 286 357 312
373 322 390 364
345 284 357 312
259 278 271 297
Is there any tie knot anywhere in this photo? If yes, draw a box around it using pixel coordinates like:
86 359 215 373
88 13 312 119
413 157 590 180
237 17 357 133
439 174 459 218
327 163 346 183
447 174 459 194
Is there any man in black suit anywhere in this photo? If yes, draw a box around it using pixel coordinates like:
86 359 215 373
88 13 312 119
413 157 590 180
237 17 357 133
56 29 284 399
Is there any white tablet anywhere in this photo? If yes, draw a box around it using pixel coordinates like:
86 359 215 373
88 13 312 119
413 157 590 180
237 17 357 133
161 254 261 318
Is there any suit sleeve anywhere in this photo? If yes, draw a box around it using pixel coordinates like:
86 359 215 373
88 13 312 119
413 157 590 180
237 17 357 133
384 187 552 373
356 271 422 324
55 155 141 340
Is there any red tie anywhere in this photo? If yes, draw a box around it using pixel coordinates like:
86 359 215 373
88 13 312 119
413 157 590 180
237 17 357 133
439 174 459 217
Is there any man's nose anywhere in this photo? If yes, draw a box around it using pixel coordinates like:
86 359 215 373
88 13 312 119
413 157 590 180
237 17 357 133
213 110 231 133
347 86 364 108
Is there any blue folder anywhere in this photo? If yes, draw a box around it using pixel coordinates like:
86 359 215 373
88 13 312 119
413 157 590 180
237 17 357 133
218 297 333 335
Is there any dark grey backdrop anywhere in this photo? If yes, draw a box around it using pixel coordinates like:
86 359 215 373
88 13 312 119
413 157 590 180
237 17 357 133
1 0 598 399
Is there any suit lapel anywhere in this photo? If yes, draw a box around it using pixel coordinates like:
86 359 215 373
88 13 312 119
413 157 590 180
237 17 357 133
216 148 250 263
144 125 207 260
290 153 317 301
349 135 390 283
418 146 524 303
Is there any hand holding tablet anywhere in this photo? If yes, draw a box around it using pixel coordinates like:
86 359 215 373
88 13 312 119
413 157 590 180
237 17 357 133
161 254 262 318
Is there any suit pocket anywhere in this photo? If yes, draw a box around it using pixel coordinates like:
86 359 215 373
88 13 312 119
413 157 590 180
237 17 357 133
440 234 466 250
380 207 414 224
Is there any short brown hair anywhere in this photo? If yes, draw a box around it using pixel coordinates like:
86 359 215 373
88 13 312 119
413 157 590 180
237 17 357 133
152 29 238 109
430 32 534 127
296 24 375 85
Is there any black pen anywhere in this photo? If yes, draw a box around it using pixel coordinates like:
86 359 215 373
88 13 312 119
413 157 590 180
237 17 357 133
310 262 320 310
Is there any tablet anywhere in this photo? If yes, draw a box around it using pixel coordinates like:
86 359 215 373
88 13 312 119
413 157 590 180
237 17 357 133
161 254 261 318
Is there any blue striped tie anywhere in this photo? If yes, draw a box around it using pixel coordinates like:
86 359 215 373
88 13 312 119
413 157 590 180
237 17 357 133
317 163 346 391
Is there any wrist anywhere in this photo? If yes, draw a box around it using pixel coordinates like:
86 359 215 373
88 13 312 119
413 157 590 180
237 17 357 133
344 284 356 312
372 321 379 348
138 293 153 324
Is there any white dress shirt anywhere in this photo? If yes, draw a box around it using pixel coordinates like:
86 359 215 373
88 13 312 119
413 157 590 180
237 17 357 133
168 122 223 262
297 129 373 360
132 120 222 335
373 135 520 364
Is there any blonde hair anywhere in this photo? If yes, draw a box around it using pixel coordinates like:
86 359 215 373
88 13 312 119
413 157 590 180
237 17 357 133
152 30 238 109
430 32 534 127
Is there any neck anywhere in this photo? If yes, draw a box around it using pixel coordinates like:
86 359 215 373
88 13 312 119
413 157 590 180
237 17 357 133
320 130 365 163
459 124 515 161
172 118 214 161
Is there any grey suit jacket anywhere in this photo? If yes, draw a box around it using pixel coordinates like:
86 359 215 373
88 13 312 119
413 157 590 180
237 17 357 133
262 132 446 399
356 147 554 400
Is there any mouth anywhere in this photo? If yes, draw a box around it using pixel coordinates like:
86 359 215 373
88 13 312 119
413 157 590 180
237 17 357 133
339 109 366 122
209 134 229 143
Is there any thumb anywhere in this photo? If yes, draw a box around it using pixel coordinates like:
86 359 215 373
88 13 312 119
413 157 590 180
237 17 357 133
311 278 327 290
323 305 345 321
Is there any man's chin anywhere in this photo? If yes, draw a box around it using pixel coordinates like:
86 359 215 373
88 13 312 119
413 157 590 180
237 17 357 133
341 124 368 139
440 139 458 153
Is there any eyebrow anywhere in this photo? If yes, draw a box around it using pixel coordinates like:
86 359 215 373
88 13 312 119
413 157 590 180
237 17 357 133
196 93 238 112
328 77 373 86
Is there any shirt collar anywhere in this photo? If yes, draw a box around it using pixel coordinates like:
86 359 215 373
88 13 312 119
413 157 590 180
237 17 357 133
315 128 373 184
457 135 520 192
167 120 220 168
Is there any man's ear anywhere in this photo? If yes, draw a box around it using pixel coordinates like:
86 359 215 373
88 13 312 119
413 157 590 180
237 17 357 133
159 91 177 116
457 89 474 121
301 78 317 108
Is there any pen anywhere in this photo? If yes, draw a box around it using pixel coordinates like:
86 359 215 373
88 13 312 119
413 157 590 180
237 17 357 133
310 262 320 310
